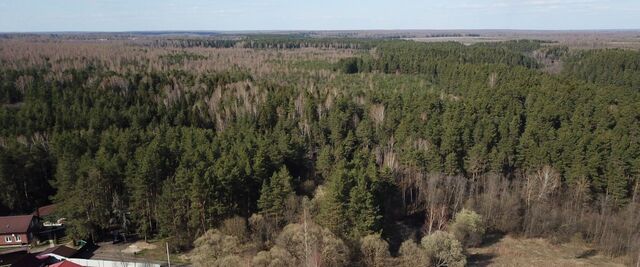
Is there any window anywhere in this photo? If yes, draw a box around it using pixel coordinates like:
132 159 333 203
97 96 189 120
4 236 11 243
15 235 21 242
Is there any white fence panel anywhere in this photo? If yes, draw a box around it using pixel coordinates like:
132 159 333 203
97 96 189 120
68 258 162 267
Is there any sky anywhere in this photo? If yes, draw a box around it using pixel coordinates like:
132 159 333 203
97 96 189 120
1 0 639 32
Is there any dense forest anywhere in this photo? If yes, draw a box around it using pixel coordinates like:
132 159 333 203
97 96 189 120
0 35 639 266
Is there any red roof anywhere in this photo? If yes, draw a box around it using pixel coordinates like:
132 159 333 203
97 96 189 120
0 215 34 234
33 204 57 217
49 260 83 267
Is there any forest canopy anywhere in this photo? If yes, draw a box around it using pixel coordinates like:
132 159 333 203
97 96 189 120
0 35 639 266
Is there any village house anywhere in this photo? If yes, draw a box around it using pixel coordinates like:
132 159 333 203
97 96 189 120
33 204 64 227
0 215 39 247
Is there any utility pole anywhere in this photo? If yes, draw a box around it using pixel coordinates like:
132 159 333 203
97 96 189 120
166 242 171 267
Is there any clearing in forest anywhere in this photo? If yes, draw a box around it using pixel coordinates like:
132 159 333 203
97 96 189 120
467 234 625 266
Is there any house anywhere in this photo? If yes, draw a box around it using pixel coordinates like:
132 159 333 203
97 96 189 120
33 205 56 218
0 215 39 247
33 204 64 227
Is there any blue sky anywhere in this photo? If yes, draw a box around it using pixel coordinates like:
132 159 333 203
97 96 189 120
1 0 639 32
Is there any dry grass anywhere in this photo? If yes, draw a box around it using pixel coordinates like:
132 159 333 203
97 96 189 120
136 239 191 265
467 235 626 267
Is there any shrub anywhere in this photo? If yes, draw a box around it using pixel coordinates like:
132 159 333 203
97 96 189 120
450 208 485 247
190 228 260 267
191 230 242 267
214 255 243 266
220 216 248 241
360 234 391 267
421 231 466 267
252 246 296 267
397 240 430 267
249 213 278 247
276 221 350 266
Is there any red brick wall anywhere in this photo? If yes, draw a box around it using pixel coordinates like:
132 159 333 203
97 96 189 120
0 233 29 246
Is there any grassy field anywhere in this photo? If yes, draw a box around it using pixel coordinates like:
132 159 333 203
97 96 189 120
467 234 627 267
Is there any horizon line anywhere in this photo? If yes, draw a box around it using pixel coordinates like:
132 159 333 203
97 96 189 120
2 28 640 34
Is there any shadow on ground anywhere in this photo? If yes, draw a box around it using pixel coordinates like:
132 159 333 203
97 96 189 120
468 252 497 267
74 242 98 259
466 231 505 267
481 232 505 247
575 249 597 259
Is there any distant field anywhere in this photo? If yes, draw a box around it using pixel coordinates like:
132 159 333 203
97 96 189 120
402 30 640 49
468 235 627 267
405 36 509 45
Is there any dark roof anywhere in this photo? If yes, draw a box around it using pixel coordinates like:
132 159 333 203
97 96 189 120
33 204 57 217
0 247 27 256
0 248 28 266
0 215 35 234
37 245 78 258
9 254 43 267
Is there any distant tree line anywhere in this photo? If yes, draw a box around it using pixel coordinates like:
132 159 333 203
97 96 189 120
563 49 640 89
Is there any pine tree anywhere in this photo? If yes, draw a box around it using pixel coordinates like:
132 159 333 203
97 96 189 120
189 169 207 235
127 137 170 240
348 174 381 239
258 166 294 223
318 161 351 237
606 156 629 205
157 174 192 249
258 180 272 212
316 146 333 179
